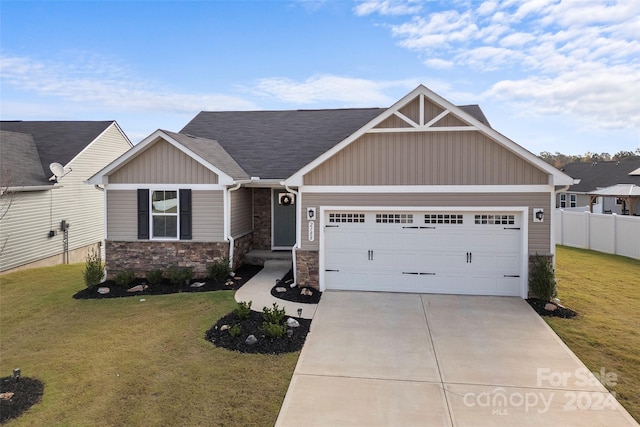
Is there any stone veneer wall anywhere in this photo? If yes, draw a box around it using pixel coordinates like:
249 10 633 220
527 253 554 298
252 188 271 250
295 249 319 289
106 240 229 278
232 233 254 270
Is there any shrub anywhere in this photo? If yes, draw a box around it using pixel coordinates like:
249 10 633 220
234 301 252 320
207 258 232 283
168 266 193 286
229 324 242 338
83 248 104 287
529 254 557 301
146 269 164 285
262 302 286 325
115 270 135 287
261 321 285 339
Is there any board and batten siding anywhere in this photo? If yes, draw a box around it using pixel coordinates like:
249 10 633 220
230 187 253 237
0 123 131 271
299 192 551 254
109 139 218 184
303 131 549 186
106 189 224 242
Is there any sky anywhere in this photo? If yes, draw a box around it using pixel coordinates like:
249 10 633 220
1 0 639 156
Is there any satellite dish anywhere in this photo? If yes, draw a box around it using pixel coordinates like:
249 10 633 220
49 162 65 177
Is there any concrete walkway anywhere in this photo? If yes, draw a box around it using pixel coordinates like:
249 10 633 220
234 260 318 320
276 291 638 426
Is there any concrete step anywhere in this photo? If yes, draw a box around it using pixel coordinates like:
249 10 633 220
245 249 293 266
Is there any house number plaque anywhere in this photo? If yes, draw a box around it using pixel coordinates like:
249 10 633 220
308 221 315 242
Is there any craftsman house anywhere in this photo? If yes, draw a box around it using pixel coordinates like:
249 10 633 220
0 121 132 272
88 85 573 298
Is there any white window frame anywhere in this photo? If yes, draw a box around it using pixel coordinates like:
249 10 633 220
569 194 577 208
560 193 567 208
151 190 180 240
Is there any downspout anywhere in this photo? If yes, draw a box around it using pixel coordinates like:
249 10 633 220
226 182 243 270
284 183 299 288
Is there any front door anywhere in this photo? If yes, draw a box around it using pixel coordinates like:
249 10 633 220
273 189 296 248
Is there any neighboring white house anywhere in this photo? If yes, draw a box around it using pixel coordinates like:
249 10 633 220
0 121 132 272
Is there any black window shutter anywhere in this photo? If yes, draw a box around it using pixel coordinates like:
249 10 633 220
137 189 150 239
179 189 192 240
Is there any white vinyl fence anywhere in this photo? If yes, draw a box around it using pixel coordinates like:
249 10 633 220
555 209 640 260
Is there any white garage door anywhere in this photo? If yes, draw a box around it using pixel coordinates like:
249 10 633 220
323 211 523 296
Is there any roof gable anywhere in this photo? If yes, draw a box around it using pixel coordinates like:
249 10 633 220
561 159 640 192
88 130 244 185
286 85 573 186
0 121 115 174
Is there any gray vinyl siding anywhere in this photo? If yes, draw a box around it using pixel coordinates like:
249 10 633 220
106 189 224 242
0 123 131 271
303 131 549 186
192 190 224 241
299 192 551 254
230 187 253 237
109 139 219 184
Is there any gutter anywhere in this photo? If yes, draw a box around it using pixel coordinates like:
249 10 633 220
226 179 252 269
283 182 299 288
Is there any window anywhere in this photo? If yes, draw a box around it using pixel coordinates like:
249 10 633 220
474 214 515 225
569 194 577 208
559 193 567 208
424 214 463 224
376 213 413 224
152 191 178 238
616 198 623 205
329 213 365 223
137 189 191 240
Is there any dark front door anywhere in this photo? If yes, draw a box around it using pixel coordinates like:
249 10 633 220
273 189 296 248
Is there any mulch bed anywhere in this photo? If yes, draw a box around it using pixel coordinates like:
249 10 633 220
206 310 311 354
73 264 263 299
0 376 44 424
270 269 322 304
526 298 578 318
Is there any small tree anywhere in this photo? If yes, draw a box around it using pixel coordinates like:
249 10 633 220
529 254 557 301
83 248 104 287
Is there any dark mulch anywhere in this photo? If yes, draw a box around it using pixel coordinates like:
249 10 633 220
527 298 578 318
270 269 322 304
206 310 311 354
73 264 263 299
0 376 44 424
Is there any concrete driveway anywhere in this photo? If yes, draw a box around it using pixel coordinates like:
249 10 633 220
276 292 637 426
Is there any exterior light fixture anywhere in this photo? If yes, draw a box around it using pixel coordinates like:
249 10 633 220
13 368 20 381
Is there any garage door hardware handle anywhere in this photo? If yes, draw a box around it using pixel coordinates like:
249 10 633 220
420 226 436 229
367 250 374 261
326 225 339 228
402 226 420 229
420 272 436 275
402 272 420 275
466 252 473 263
504 227 520 230
325 269 340 272
504 275 520 278
402 272 436 275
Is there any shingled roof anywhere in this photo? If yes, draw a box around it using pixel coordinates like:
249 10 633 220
180 105 492 180
0 130 50 187
561 158 640 193
0 121 115 185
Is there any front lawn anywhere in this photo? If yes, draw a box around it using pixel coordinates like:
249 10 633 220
0 264 298 426
550 246 640 422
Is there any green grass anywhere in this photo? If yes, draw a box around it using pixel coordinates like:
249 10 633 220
549 246 640 422
0 264 298 426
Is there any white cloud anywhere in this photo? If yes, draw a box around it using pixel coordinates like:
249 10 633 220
250 75 419 106
362 0 639 130
354 0 423 16
0 54 256 114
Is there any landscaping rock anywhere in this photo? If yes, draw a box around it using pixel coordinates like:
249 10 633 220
300 288 313 296
286 318 300 328
551 297 561 305
190 281 206 288
544 302 557 311
0 392 14 400
127 284 148 293
97 287 110 294
275 287 287 293
220 324 230 331
225 280 234 286
245 335 258 346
